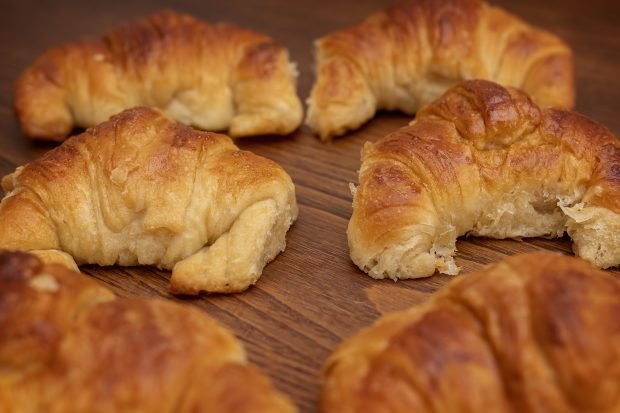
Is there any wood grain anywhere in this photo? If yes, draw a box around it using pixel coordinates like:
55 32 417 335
1 0 619 411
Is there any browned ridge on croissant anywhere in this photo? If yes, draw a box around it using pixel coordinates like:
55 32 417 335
0 250 297 413
322 252 620 413
348 80 620 279
307 0 575 139
0 107 298 294
14 9 303 141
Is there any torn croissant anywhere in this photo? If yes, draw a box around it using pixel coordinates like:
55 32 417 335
0 250 296 413
14 10 303 141
348 80 620 279
307 0 574 139
322 252 620 413
0 107 298 294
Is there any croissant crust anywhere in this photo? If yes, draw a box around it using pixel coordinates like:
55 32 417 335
0 107 298 294
15 10 303 141
0 250 296 413
307 0 574 139
322 252 620 413
348 80 620 279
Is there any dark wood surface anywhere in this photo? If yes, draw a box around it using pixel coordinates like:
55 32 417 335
2 1 620 411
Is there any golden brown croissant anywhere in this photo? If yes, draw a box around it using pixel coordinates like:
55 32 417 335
348 80 620 279
0 107 298 294
307 0 574 139
0 250 296 413
322 252 620 413
15 10 303 141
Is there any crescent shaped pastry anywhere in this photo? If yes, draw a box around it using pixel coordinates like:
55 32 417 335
322 252 620 413
348 80 619 279
307 0 574 139
15 10 303 141
0 250 296 413
0 107 298 294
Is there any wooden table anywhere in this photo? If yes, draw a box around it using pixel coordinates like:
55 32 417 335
2 0 619 411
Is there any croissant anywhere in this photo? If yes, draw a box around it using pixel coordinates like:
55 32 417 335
0 107 298 294
306 0 574 139
322 252 620 413
14 10 303 141
0 250 296 413
348 80 620 279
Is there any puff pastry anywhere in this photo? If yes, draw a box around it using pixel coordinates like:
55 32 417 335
349 80 620 279
307 0 574 139
0 250 296 413
0 107 298 294
15 10 303 141
322 252 620 413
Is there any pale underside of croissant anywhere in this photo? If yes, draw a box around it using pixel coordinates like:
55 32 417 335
15 10 303 141
0 107 298 294
322 252 620 413
348 80 620 279
0 250 296 413
307 0 575 139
